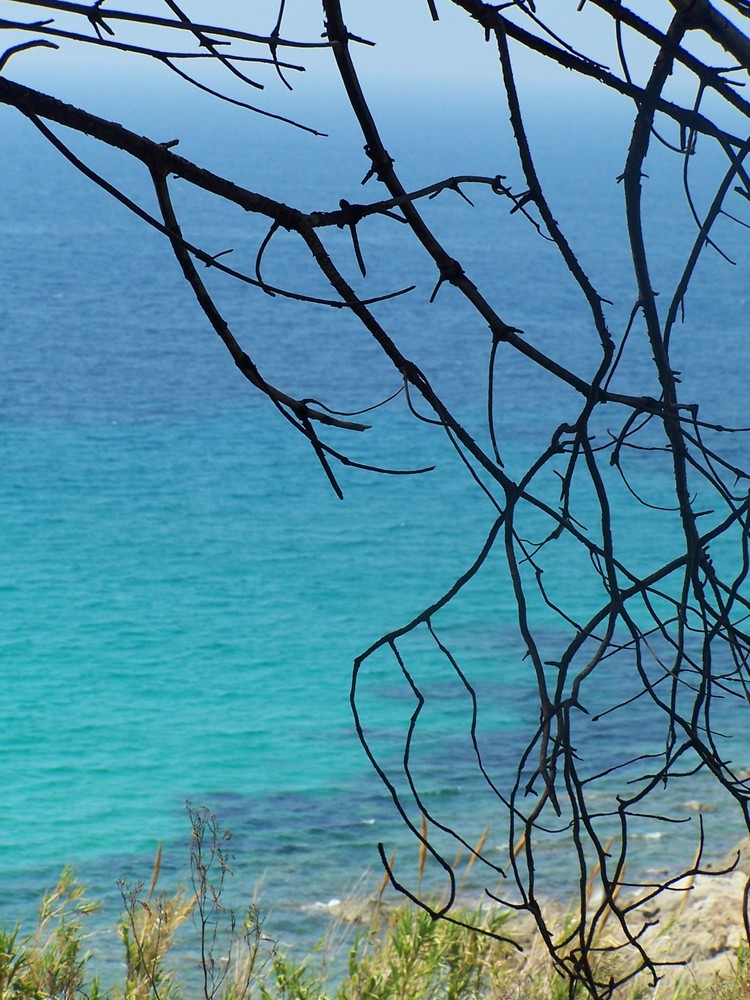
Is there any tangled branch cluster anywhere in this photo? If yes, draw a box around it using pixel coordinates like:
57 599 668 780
3 2 750 995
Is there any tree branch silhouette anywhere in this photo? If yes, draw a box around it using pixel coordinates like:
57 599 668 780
4 3 750 995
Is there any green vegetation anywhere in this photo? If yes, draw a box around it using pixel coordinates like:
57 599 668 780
1 807 749 1000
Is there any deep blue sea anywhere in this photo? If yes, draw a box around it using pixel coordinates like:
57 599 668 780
2 70 750 975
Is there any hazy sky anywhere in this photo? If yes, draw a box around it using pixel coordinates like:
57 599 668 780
1 2 731 160
3 1 675 102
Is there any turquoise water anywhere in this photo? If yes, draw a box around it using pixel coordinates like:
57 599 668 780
2 84 750 966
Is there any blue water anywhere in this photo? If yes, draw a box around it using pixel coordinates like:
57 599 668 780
1 76 750 970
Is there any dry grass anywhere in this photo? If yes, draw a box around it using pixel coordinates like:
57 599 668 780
2 809 750 1000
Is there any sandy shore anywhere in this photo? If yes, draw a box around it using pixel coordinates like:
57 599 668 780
506 837 750 996
321 836 750 996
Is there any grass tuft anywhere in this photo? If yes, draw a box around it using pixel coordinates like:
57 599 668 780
2 807 749 1000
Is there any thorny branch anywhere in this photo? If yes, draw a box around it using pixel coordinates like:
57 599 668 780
3 2 750 996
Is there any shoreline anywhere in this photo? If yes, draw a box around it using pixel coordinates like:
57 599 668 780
2 832 750 997
314 835 750 996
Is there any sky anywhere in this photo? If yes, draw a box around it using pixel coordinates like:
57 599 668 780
1 1 685 107
1 2 744 187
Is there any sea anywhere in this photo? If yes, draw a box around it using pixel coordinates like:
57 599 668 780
1 61 750 980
